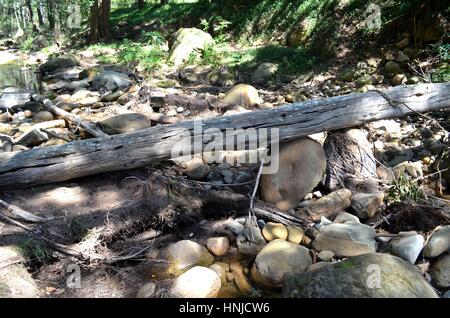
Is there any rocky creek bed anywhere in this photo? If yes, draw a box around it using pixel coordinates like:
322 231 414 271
0 29 449 298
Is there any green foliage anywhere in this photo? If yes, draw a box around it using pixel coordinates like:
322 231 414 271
17 239 51 265
117 39 166 71
19 36 34 52
387 174 424 203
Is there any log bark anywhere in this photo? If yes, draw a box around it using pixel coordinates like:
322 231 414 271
1 83 449 189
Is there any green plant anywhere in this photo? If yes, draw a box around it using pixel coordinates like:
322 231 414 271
117 39 166 71
20 36 34 51
200 18 210 32
387 174 424 203
17 239 51 264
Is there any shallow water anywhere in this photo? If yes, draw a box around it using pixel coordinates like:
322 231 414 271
0 58 41 94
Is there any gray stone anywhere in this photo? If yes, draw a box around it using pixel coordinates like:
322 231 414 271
30 35 49 51
251 62 278 84
312 223 376 258
333 212 360 224
39 54 79 75
67 80 90 92
351 192 384 219
429 253 450 289
91 71 131 92
186 157 210 180
251 239 312 288
136 282 156 298
384 61 402 75
32 111 54 123
261 137 326 211
318 250 335 262
225 219 245 234
206 237 229 256
390 233 424 264
168 28 214 66
168 266 221 298
98 113 151 134
283 253 438 298
15 128 49 147
423 225 450 258
164 240 214 276
236 226 267 256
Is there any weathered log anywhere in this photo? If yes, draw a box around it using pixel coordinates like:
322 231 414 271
0 83 449 189
32 94 108 138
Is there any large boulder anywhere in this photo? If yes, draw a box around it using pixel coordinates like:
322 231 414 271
323 128 377 191
98 113 152 134
429 253 450 289
221 84 262 108
30 35 49 51
164 240 215 276
261 137 327 211
168 266 221 298
168 28 214 66
91 71 131 92
283 253 438 298
0 246 39 298
423 225 450 258
251 62 278 84
312 222 376 258
251 239 312 288
39 54 79 75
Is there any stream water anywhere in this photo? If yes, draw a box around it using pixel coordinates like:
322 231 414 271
0 58 41 95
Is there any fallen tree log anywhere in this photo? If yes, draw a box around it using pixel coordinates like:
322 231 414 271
0 83 449 189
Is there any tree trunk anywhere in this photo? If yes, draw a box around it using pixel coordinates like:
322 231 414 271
138 0 145 9
36 3 44 27
0 83 449 189
90 0 111 42
47 0 55 30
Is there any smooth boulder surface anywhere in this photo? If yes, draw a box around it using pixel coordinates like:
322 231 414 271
350 192 384 219
164 240 214 276
236 226 267 256
262 222 288 241
91 71 131 92
168 28 214 66
98 113 152 134
283 253 438 298
251 62 278 84
429 253 450 289
423 225 450 258
39 54 79 75
390 233 424 264
251 239 312 288
221 84 262 108
168 266 221 298
312 222 376 258
261 137 327 211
